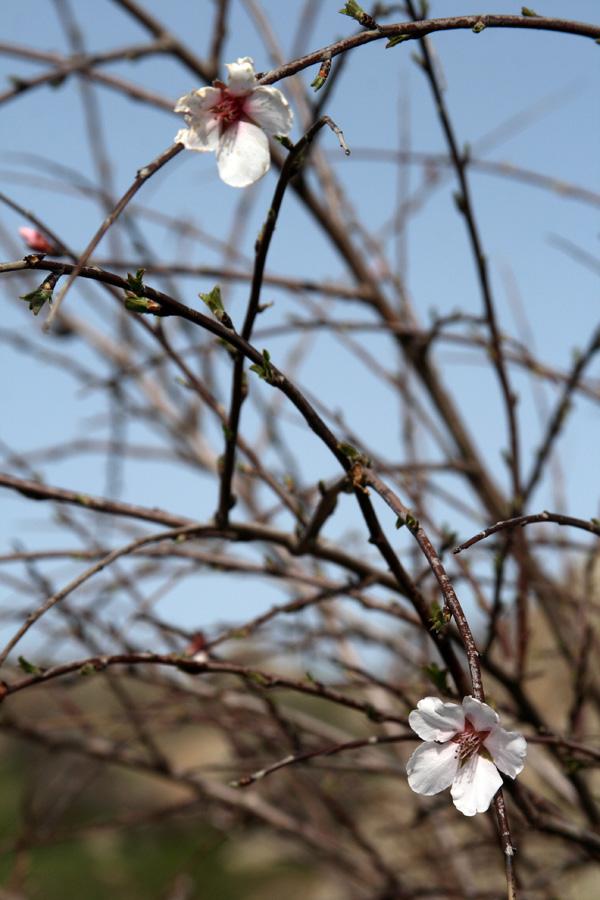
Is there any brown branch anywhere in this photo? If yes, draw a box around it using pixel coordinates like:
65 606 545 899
453 511 600 554
0 41 175 110
364 468 482 699
216 116 350 527
108 0 212 81
406 0 522 512
0 524 207 666
0 472 432 611
256 15 600 86
523 324 600 503
1 653 409 726
43 143 183 326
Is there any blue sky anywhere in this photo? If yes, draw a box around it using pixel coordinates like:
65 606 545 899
1 1 599 653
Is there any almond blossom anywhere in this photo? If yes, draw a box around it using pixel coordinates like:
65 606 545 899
406 696 527 816
174 57 293 188
18 227 56 254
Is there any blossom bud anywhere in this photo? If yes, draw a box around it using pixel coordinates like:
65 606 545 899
18 227 56 255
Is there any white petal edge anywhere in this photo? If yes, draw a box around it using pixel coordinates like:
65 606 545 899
225 57 257 95
175 120 220 153
407 741 459 796
484 728 527 778
246 87 294 135
462 696 500 731
216 120 270 187
451 754 503 816
409 697 465 742
174 86 220 115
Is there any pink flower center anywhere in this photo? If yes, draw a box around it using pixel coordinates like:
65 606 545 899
452 720 490 762
210 90 247 127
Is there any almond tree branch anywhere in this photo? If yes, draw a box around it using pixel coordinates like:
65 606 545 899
256 15 600 86
108 0 212 81
523 324 600 503
216 116 350 527
1 653 409 725
453 511 600 554
406 0 522 512
43 143 183 327
363 468 482 698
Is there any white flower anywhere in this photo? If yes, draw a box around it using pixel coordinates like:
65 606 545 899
406 696 527 816
174 57 293 188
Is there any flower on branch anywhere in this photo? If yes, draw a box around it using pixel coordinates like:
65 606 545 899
174 57 293 188
18 226 56 255
406 696 527 816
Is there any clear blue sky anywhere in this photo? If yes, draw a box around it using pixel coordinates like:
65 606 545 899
1 1 599 652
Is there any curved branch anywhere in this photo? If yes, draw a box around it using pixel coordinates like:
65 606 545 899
257 15 600 86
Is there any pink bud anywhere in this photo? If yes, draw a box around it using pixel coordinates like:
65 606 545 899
18 226 55 254
184 631 209 662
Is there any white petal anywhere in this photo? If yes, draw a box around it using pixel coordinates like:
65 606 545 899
451 754 503 816
409 697 465 741
175 118 220 153
246 87 294 135
484 728 527 778
407 741 459 796
216 121 270 187
462 696 500 731
226 57 256 95
174 86 220 115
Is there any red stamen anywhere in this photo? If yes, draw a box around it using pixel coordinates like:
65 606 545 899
452 719 490 762
210 91 246 126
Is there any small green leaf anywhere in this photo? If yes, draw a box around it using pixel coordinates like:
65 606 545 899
249 348 273 380
521 6 539 15
124 295 150 312
338 441 359 459
338 442 370 468
472 19 486 33
78 663 96 675
386 34 410 48
429 602 451 633
199 284 223 314
126 267 146 296
310 57 332 93
199 284 233 328
338 1 376 27
18 655 42 674
19 267 64 315
273 134 294 149
422 662 449 693
123 268 162 314
405 512 420 534
19 285 53 315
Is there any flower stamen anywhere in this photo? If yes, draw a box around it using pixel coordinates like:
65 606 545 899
211 92 246 126
454 728 488 762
